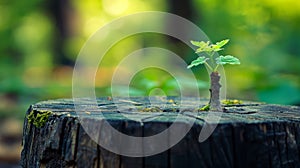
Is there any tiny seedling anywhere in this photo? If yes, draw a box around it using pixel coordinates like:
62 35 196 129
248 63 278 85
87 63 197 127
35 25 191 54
188 39 240 111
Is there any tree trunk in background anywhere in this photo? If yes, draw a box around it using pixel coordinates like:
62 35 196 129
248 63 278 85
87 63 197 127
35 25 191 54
46 0 74 66
166 0 195 59
168 0 193 20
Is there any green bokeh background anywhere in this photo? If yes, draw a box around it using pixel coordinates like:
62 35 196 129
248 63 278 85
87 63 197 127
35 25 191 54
1 0 300 120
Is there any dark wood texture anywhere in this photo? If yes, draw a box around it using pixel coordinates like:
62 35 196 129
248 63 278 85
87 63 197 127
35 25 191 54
21 97 300 168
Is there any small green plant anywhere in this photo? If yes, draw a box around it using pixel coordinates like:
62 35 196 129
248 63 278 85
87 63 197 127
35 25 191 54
188 39 240 111
27 110 52 127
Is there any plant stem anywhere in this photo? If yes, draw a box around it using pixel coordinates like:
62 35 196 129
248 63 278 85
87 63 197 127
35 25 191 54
204 62 213 72
209 71 222 111
214 64 220 72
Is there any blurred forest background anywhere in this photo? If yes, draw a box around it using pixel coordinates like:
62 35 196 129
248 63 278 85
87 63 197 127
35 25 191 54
1 0 300 165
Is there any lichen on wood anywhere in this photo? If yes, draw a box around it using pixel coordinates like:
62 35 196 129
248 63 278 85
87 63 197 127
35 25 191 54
27 110 52 128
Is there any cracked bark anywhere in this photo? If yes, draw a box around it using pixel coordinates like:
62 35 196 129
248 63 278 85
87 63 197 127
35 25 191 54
209 72 222 112
21 97 300 168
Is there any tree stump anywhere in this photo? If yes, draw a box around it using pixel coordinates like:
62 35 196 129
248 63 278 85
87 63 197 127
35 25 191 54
21 97 300 168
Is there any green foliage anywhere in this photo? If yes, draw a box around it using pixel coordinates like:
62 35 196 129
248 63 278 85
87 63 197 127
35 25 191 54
188 39 240 72
187 56 208 69
214 39 230 49
27 110 52 128
189 39 241 111
113 68 209 97
258 81 300 105
1 0 300 122
194 0 300 104
190 41 211 53
216 55 241 65
191 39 229 54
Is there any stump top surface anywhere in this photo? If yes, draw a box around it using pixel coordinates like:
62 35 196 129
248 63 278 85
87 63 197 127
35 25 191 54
30 97 300 125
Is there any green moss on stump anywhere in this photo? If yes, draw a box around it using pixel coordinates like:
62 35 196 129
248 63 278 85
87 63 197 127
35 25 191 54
27 110 52 128
222 99 243 105
199 104 210 111
199 99 244 111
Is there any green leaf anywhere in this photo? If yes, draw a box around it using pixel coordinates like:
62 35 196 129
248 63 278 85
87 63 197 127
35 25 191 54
191 39 230 54
216 55 240 65
211 45 223 52
191 41 212 53
215 39 229 48
187 56 209 69
211 39 229 52
196 45 213 53
190 40 208 47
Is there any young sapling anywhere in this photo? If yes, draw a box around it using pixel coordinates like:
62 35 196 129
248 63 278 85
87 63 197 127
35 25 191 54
188 39 240 111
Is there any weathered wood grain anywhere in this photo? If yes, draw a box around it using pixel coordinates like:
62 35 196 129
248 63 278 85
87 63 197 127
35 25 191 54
21 97 300 168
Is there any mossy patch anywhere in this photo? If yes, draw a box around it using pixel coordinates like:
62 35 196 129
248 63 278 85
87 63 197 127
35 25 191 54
27 110 52 128
199 99 243 111
222 99 243 105
199 104 210 111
